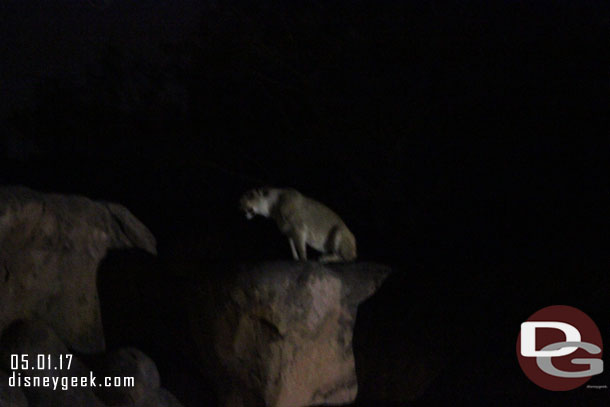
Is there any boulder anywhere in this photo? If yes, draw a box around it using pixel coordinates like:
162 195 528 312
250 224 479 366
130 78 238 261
0 320 185 407
0 319 105 407
0 186 156 353
186 261 390 407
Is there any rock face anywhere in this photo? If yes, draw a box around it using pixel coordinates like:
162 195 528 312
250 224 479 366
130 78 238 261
186 261 390 407
0 186 156 353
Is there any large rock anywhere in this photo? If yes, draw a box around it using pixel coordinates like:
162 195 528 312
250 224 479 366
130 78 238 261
0 319 106 407
0 319 186 407
186 261 390 407
0 186 156 353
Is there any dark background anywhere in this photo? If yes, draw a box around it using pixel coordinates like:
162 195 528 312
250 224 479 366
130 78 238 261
1 0 607 405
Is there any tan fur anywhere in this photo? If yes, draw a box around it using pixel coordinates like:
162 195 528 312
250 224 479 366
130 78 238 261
240 188 357 263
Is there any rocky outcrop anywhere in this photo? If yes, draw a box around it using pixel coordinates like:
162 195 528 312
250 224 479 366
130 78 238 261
0 187 187 407
0 186 396 407
0 186 156 353
0 319 184 407
0 320 106 407
186 261 390 407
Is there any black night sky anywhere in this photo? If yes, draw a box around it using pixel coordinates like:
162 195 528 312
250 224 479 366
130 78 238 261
0 1 608 406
